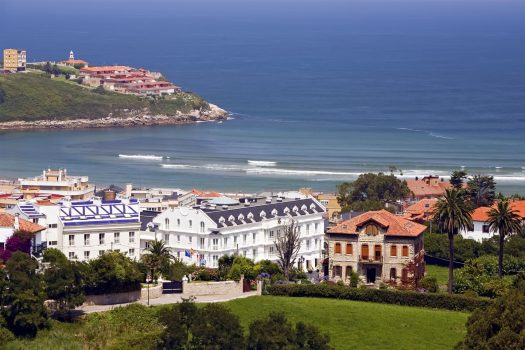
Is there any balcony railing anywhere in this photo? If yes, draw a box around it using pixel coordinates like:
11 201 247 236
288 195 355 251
359 255 383 263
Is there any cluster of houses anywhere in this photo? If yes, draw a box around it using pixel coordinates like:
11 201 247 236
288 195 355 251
2 48 180 97
1 170 523 287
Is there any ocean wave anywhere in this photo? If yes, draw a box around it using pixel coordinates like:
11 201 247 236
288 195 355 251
161 164 245 171
245 167 360 176
247 160 277 167
428 132 454 140
397 127 422 132
119 154 163 160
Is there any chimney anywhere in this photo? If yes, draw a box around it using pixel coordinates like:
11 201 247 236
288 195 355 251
14 213 20 230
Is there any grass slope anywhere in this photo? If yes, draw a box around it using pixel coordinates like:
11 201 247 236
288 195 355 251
426 264 452 287
3 296 468 350
224 296 468 350
0 72 209 121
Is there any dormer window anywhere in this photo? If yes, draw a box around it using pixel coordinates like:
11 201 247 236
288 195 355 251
292 206 299 212
238 214 245 221
219 216 226 224
365 224 379 236
283 207 290 215
271 209 278 216
260 210 267 219
228 215 235 223
247 212 254 220
301 204 307 212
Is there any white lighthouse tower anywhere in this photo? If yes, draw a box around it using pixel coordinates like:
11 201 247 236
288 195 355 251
69 50 74 60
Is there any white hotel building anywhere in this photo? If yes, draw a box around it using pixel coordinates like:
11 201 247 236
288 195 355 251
147 196 326 270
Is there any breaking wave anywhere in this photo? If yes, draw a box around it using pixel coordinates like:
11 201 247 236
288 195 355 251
119 154 164 160
247 160 277 167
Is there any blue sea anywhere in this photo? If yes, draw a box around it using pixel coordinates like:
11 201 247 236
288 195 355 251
1 0 524 193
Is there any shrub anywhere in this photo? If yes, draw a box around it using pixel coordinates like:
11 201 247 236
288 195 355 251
190 304 245 349
266 284 491 311
420 276 439 293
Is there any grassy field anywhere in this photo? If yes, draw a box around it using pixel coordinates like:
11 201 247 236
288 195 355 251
426 264 452 287
0 72 210 121
3 296 469 350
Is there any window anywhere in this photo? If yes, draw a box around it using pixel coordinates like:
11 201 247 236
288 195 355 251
234 236 238 244
99 233 105 245
200 237 205 248
390 268 397 282
253 249 257 259
269 230 274 238
315 223 319 233
332 265 342 277
390 245 397 257
212 238 219 250
189 236 192 243
33 218 38 224
48 223 57 228
200 221 205 233
402 245 409 257
243 250 247 257
69 235 75 246
129 232 135 243
482 224 490 233
164 233 169 243
213 255 219 267
114 232 120 244
269 246 274 254
68 252 75 259
84 234 90 246
243 234 247 244
334 242 342 254
345 266 353 278
252 232 256 243
306 224 310 235
346 243 353 255
177 219 180 227
128 248 135 257
165 218 170 230
99 250 105 256
177 235 180 243
374 245 382 261
365 224 379 235
84 251 90 260
224 237 228 247
361 244 369 260
189 220 192 228
306 239 310 250
401 268 409 282
177 251 180 258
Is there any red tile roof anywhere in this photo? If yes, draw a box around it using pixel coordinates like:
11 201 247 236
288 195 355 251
406 176 451 198
471 200 525 222
62 59 88 64
404 198 438 221
80 65 130 72
328 209 426 237
0 213 45 233
192 189 221 198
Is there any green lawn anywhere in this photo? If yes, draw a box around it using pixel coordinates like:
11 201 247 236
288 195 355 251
426 264 452 287
4 296 469 350
223 296 469 350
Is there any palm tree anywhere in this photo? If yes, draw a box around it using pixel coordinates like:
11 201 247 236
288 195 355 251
141 239 174 281
487 200 523 277
434 188 473 294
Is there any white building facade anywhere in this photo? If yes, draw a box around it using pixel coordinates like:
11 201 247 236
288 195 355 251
148 196 326 270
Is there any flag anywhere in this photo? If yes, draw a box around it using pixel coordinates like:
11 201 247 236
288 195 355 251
190 248 195 255
184 249 191 258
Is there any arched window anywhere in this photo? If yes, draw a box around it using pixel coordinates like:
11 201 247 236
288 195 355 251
332 265 342 278
200 221 205 233
345 266 353 279
334 243 342 254
189 220 193 228
365 224 379 235
402 245 409 257
361 244 369 260
390 268 397 282
165 218 170 230
390 245 397 257
346 243 353 255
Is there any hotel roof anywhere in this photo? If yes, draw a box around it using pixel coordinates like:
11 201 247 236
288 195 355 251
59 199 140 227
328 210 426 237
0 213 45 233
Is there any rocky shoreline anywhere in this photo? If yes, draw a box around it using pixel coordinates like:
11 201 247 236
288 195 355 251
0 104 229 131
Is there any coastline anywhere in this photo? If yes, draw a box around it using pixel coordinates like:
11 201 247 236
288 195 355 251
0 104 229 131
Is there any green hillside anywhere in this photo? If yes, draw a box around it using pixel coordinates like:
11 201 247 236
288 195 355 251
0 72 210 122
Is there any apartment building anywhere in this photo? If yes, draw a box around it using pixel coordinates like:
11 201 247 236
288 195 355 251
19 169 94 200
3 48 26 72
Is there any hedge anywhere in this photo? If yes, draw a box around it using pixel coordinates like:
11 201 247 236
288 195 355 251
266 284 491 312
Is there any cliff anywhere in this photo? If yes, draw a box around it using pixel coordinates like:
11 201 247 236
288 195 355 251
0 72 228 130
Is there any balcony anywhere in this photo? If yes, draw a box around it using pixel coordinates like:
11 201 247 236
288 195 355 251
359 255 383 264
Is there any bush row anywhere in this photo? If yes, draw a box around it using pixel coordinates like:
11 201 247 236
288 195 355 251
266 284 491 311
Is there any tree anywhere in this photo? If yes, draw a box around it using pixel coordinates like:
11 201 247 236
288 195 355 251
337 173 410 212
141 239 174 281
42 249 85 319
158 298 198 349
227 256 257 281
218 254 235 280
190 304 245 349
86 251 143 295
487 200 523 277
43 61 53 74
433 188 473 294
247 312 332 350
0 230 33 262
51 64 61 76
274 220 301 279
1 252 49 338
466 174 496 208
166 258 189 281
450 170 467 189
455 275 525 349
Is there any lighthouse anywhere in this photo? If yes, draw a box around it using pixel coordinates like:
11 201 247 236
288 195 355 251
69 50 74 60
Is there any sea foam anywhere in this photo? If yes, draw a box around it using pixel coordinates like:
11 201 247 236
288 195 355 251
118 154 163 160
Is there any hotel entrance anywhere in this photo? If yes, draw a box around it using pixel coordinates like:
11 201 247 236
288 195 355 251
366 267 376 283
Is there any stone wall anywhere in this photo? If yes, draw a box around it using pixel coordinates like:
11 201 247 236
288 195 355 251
183 280 243 297
83 285 163 306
